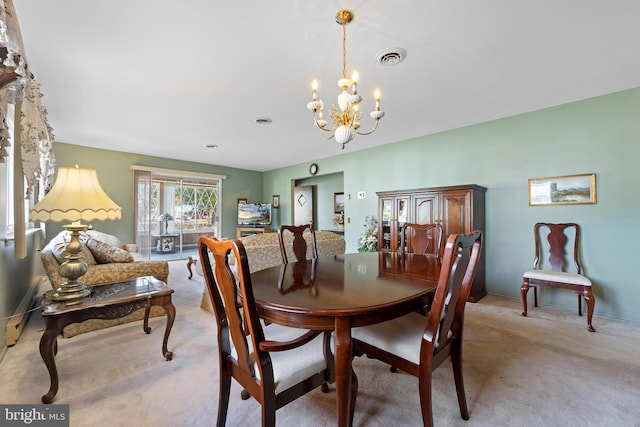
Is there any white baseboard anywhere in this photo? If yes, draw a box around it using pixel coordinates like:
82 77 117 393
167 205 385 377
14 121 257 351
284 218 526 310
5 275 44 346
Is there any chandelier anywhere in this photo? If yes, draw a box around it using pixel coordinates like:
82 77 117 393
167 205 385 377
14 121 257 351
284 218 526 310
307 9 385 149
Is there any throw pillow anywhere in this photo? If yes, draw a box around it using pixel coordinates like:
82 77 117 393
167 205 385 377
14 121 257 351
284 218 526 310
86 230 123 249
50 232 97 266
86 238 134 263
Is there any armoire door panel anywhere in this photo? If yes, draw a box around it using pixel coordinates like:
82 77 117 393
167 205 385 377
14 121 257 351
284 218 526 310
413 194 438 224
441 191 470 236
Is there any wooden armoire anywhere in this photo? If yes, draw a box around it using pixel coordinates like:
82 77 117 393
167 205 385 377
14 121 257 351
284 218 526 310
377 184 486 302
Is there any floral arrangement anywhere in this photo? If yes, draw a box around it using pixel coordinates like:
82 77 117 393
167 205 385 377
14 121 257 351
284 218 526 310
332 211 344 225
357 215 378 252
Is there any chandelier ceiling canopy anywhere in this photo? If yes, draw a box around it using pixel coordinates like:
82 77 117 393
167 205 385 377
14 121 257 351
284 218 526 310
307 9 385 149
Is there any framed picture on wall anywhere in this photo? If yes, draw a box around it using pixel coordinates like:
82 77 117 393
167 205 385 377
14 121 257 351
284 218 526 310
528 173 596 206
272 195 280 208
334 192 345 213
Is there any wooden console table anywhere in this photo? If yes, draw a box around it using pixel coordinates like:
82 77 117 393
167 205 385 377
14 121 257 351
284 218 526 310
236 226 271 239
39 276 175 403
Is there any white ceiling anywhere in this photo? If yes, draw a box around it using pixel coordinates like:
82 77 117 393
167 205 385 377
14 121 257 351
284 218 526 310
14 1 640 172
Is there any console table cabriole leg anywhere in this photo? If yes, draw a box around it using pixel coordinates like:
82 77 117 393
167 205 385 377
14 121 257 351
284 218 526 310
40 318 62 404
187 256 196 279
162 298 176 360
143 302 152 334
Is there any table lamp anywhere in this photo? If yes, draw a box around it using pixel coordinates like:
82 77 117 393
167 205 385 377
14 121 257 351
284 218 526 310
30 166 121 301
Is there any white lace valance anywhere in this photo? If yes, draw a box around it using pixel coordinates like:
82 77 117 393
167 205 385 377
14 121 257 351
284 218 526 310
0 0 55 197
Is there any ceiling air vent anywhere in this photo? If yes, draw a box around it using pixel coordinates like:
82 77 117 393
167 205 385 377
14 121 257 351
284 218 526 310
376 48 407 66
255 117 272 125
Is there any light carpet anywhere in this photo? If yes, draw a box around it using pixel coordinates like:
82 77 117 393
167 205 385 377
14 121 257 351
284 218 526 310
1 260 639 426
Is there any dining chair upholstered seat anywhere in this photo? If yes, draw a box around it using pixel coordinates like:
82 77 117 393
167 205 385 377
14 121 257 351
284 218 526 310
520 222 595 332
352 231 483 427
522 270 592 286
351 311 432 364
198 236 334 427
231 322 329 393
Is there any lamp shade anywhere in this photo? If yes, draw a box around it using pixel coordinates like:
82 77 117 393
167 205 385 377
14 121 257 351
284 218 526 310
30 167 122 222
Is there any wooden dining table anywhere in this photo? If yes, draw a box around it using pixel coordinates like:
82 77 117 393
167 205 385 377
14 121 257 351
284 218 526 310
250 251 440 427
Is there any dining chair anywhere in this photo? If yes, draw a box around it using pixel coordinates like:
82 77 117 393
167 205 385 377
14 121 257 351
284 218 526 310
400 223 444 257
277 224 318 263
198 236 335 427
521 222 596 332
352 231 483 427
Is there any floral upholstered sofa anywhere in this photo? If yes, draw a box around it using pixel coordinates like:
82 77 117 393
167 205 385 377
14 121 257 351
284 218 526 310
40 229 169 337
199 230 346 312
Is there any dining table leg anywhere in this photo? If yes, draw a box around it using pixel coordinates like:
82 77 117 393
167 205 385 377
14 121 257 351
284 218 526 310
334 317 356 427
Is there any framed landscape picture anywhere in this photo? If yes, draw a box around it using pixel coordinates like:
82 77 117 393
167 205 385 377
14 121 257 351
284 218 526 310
528 173 596 206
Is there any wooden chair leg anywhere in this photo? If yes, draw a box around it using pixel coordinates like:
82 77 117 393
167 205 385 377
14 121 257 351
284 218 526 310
418 370 434 427
262 394 276 427
577 294 583 317
218 369 232 426
349 370 358 427
451 343 470 421
520 280 530 317
584 288 596 332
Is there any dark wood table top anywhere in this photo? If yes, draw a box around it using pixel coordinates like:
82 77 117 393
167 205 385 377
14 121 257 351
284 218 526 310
251 251 439 319
250 251 440 426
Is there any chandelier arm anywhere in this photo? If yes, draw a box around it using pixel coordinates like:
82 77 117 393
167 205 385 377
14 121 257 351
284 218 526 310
312 118 336 140
317 129 335 141
354 119 381 136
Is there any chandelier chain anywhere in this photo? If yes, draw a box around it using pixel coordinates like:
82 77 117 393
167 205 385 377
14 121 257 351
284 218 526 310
342 19 347 79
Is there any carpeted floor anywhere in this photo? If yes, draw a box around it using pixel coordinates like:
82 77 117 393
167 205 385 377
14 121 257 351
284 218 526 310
1 260 640 426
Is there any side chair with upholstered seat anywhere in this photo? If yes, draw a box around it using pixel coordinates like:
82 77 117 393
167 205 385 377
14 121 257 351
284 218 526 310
198 236 335 426
352 231 483 427
277 224 318 263
521 222 596 332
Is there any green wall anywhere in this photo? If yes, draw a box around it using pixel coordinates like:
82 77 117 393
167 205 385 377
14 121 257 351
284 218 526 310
50 143 263 242
264 87 640 323
49 87 640 323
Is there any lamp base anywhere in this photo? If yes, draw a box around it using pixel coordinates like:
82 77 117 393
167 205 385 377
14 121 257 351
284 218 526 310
54 222 91 302
53 283 91 301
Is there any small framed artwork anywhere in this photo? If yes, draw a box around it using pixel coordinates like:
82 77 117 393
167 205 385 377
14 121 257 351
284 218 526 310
528 173 596 206
334 192 345 213
237 198 248 205
272 195 280 208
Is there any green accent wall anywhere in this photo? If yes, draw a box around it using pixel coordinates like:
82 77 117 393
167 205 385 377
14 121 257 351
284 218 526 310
264 87 640 323
50 143 263 242
48 87 640 323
